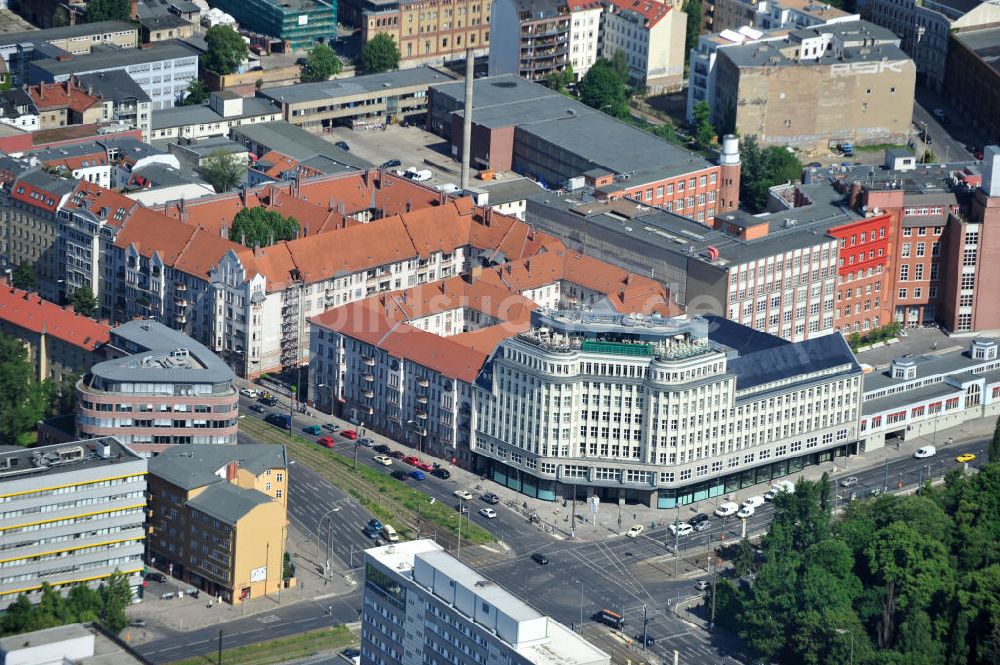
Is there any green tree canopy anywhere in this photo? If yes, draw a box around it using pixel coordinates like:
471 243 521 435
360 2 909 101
180 79 210 106
86 0 131 22
69 285 98 317
578 59 629 119
11 263 35 291
360 33 400 74
545 64 574 94
738 135 804 212
228 207 300 247
202 25 248 75
301 42 343 82
99 571 133 633
683 0 702 64
198 149 244 193
692 99 716 149
0 334 54 445
991 417 1000 463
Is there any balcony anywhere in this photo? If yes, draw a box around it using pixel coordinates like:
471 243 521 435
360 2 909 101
176 313 187 324
363 355 376 366
415 410 428 420
175 297 188 308
416 394 428 404
175 282 187 291
417 378 429 388
363 373 374 382
362 389 374 398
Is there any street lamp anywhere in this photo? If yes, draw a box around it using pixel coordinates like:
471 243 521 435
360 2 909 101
835 628 855 665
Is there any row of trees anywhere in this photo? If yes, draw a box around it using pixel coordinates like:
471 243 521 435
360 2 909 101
713 447 1000 665
0 334 76 445
1 573 134 636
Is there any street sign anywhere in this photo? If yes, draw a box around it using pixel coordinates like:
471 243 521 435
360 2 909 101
589 495 600 515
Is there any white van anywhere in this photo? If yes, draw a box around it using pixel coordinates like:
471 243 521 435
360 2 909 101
914 446 936 459
381 524 399 543
765 480 796 500
715 502 739 517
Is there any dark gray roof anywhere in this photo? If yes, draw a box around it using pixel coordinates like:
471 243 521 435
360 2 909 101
171 135 247 156
261 66 454 105
31 40 199 77
186 481 273 524
0 438 144 482
149 443 287 491
76 70 152 105
953 26 1000 70
230 121 371 170
861 381 961 415
150 97 280 130
133 162 209 187
469 177 545 204
140 14 192 29
92 320 234 384
0 21 136 48
860 344 994 393
136 0 201 19
727 333 859 391
16 169 78 197
704 315 789 355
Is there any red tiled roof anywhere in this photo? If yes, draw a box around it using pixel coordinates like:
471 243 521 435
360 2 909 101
28 81 100 115
608 0 671 27
0 285 110 352
65 181 137 229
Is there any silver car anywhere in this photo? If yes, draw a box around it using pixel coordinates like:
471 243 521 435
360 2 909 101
839 476 859 488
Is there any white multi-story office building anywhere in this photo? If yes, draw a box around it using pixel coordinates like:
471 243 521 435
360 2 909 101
472 310 862 507
567 0 603 80
362 540 610 665
0 438 147 609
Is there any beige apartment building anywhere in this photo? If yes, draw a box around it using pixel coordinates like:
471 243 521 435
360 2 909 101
342 0 491 67
713 21 915 150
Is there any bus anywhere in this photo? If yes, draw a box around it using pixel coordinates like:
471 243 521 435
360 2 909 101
593 609 625 630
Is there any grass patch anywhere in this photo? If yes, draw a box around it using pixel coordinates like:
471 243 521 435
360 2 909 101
166 625 354 665
240 417 493 545
853 143 908 153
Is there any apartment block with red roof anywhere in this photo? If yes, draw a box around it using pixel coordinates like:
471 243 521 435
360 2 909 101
27 81 103 130
602 0 687 94
0 283 111 385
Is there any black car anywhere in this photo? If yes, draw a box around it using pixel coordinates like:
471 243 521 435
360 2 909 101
259 396 278 406
129 618 147 628
389 450 406 460
482 492 500 504
373 444 391 454
531 552 549 565
335 141 350 151
145 572 167 583
249 404 266 414
431 468 451 479
380 159 402 169
688 513 709 527
634 634 655 647
391 470 409 481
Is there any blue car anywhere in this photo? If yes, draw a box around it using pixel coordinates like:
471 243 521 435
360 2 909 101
409 470 426 480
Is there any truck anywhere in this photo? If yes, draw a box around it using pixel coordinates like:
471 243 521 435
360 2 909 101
841 141 854 157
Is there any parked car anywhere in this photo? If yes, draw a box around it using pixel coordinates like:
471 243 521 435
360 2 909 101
634 635 655 647
431 468 451 479
391 470 409 481
303 424 322 435
479 508 497 519
764 480 796 501
322 423 341 433
373 444 391 454
372 454 392 465
454 490 474 501
409 470 427 480
531 552 550 565
416 462 434 472
239 388 259 397
129 618 147 628
403 456 420 466
839 476 859 488
694 580 710 591
359 437 375 447
145 572 167 583
688 513 709 527
481 492 500 504
736 505 755 519
693 520 711 532
742 495 765 509
389 450 406 460
669 522 693 537
626 524 644 538
249 404 266 414
317 436 335 448
914 446 937 459
340 429 358 440
259 396 278 406
715 502 739 518
335 141 350 151
380 159 402 169
956 453 976 463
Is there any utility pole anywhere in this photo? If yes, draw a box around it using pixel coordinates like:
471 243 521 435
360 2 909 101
457 499 463 560
710 557 719 631
217 630 223 665
642 603 648 650
570 482 577 538
883 457 889 492
673 503 680 577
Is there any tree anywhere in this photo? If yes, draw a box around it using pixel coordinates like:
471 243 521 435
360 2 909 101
11 262 35 291
738 135 803 212
923 148 937 164
228 207 300 247
99 571 133 634
199 149 244 193
610 50 630 83
202 25 248 75
734 537 755 576
692 99 716 149
991 417 1000 463
69 285 98 317
180 79 210 106
683 0 703 65
301 42 342 82
360 33 400 74
578 59 629 119
0 334 54 445
545 64 574 94
86 0 131 22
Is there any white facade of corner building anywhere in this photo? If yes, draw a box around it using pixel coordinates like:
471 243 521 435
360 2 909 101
471 313 862 507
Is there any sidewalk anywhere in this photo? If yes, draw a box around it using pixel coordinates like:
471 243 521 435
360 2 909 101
124 524 355 646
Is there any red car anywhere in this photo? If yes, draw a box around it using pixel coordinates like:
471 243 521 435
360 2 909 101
340 430 358 440
317 436 335 448
403 456 420 466
416 462 434 472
